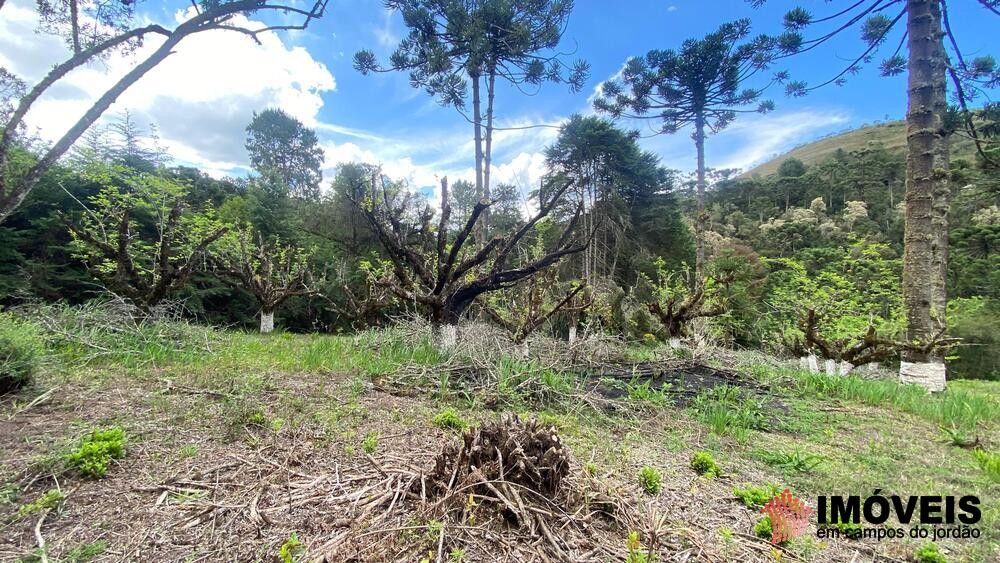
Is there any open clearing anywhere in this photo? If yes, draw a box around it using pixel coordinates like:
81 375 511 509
1 327 997 562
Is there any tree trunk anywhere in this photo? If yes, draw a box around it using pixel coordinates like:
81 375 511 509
260 308 275 333
899 0 949 392
482 65 496 235
807 354 819 373
693 116 707 290
568 324 577 344
433 323 458 353
471 72 484 205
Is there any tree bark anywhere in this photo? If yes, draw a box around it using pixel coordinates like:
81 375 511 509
693 115 707 290
471 72 484 205
482 65 496 235
899 0 949 392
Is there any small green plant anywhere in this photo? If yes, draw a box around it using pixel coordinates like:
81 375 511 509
16 488 65 520
0 313 42 394
362 431 379 455
690 451 720 478
66 427 126 478
63 540 108 563
625 379 669 406
732 483 781 508
689 385 770 440
584 461 598 476
625 530 650 563
638 466 662 494
971 448 1000 483
914 542 947 563
753 515 773 539
448 547 465 562
279 532 304 563
757 448 823 473
432 408 469 431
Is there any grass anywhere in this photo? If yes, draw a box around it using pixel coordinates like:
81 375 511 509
689 385 769 442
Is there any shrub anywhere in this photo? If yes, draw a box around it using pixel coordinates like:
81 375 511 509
66 427 126 478
914 542 947 563
690 451 721 478
732 483 781 508
0 313 42 394
637 466 662 494
432 408 469 431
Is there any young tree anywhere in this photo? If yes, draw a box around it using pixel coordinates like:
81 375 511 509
245 108 325 200
756 0 1000 390
66 165 228 309
351 172 590 349
481 272 589 356
213 226 319 333
0 0 330 223
594 19 782 287
354 0 588 233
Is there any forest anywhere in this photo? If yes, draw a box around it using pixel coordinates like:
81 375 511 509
0 1 999 562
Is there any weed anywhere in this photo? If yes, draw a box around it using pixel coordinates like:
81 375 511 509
66 427 126 478
63 540 107 563
432 408 469 431
625 379 669 406
279 532 304 563
757 448 824 473
971 448 1000 483
449 547 465 562
584 461 599 476
16 489 65 520
625 530 651 563
690 385 769 440
178 444 199 459
690 451 721 478
753 515 773 540
362 431 379 455
638 466 662 494
914 542 947 563
732 483 781 508
719 526 734 544
0 483 18 505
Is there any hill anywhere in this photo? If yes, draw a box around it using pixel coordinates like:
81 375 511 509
743 119 981 178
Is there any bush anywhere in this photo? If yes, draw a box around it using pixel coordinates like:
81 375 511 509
914 542 947 563
66 427 126 478
637 466 662 494
0 313 42 394
432 408 469 431
753 515 773 539
690 451 721 478
733 483 781 508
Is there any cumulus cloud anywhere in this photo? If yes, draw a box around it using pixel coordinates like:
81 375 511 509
0 0 335 175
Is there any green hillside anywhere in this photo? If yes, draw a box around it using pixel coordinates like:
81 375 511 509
744 119 981 177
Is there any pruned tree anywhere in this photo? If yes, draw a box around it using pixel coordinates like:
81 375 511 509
0 0 330 223
214 226 319 333
66 165 228 309
351 172 591 349
354 0 589 233
750 0 1000 390
594 19 784 288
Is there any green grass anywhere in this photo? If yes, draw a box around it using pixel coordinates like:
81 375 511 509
689 385 769 441
972 448 1000 483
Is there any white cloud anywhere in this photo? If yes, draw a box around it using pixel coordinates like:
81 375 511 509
667 5 678 12
0 0 335 174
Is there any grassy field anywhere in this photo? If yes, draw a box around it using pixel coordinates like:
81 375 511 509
1 321 998 562
743 120 981 178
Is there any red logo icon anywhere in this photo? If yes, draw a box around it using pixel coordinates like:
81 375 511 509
762 489 813 544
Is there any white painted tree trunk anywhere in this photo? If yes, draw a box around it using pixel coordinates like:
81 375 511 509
824 359 837 376
899 361 946 392
260 310 275 333
568 325 577 344
867 362 880 373
838 361 854 375
799 357 810 370
436 324 458 353
669 337 682 349
517 340 529 358
807 354 819 373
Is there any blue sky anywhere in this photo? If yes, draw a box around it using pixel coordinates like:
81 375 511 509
2 0 997 193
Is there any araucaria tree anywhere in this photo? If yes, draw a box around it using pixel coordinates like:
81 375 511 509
352 172 590 349
594 19 782 287
214 227 319 333
67 165 228 309
245 109 325 200
354 0 589 233
0 0 329 224
757 0 1000 390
